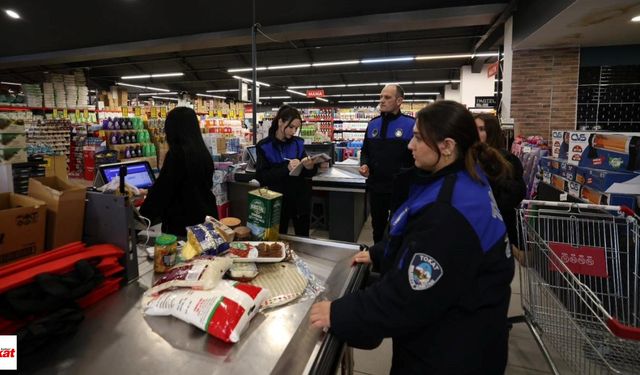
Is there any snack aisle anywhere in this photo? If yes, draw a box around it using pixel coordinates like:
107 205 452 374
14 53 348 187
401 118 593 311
19 236 368 375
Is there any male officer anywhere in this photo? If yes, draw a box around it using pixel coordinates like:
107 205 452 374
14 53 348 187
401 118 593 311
359 84 415 243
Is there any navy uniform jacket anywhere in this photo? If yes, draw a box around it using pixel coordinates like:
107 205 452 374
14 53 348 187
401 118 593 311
360 112 415 193
255 135 317 216
330 161 515 374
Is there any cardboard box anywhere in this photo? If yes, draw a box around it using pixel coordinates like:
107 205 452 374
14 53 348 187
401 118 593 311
551 174 569 192
43 154 69 179
247 188 282 241
28 177 86 250
568 181 582 198
0 193 46 264
578 146 640 172
580 185 637 210
0 133 26 149
0 119 25 134
568 131 594 166
582 168 638 192
561 163 579 181
539 156 564 175
0 148 27 163
551 130 570 159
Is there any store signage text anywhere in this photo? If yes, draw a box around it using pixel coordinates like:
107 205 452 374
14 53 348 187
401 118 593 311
306 89 325 98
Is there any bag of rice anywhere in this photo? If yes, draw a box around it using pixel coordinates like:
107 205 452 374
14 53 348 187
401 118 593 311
145 256 233 297
143 280 268 343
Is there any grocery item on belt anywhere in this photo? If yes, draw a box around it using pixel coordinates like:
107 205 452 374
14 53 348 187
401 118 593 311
143 280 268 343
145 256 233 297
250 262 308 309
227 241 286 262
205 216 235 242
186 221 230 256
228 262 259 282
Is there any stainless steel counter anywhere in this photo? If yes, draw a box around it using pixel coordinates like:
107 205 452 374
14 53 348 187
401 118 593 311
20 236 367 375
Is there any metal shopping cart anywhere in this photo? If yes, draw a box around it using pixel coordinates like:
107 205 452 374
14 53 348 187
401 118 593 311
517 200 640 374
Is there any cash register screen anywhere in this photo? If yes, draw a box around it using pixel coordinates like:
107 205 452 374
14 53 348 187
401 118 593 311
99 161 155 189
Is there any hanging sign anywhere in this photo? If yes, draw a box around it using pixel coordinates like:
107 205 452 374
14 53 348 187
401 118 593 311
487 61 500 78
475 96 496 108
306 89 325 98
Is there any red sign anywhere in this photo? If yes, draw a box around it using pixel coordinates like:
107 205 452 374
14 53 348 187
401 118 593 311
306 89 325 98
548 242 608 278
244 104 253 114
487 61 499 78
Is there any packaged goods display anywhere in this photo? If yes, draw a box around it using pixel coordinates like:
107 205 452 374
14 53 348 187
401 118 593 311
146 256 233 297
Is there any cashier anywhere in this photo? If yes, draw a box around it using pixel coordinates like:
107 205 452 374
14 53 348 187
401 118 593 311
140 107 218 236
255 105 317 236
310 101 515 374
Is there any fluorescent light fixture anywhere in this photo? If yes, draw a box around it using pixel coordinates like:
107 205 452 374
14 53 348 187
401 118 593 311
347 83 379 87
406 99 435 103
268 63 311 70
121 72 183 80
115 82 170 92
196 93 226 99
381 81 413 86
413 80 450 84
232 75 271 87
138 92 178 97
415 54 472 60
121 74 150 80
316 97 329 102
632 15 640 22
286 89 307 97
206 89 239 92
406 92 439 95
5 9 20 19
0 81 21 86
312 60 360 67
473 52 500 58
338 100 378 103
318 84 346 88
227 67 267 73
288 85 317 89
361 56 414 64
283 101 315 105
152 96 179 101
260 96 291 99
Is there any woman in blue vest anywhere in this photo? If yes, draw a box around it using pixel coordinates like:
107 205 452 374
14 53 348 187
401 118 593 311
255 105 317 236
310 101 515 374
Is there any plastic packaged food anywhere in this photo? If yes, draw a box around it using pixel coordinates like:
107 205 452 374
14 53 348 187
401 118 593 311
228 262 259 282
146 256 233 297
143 280 268 343
186 222 230 256
154 234 177 273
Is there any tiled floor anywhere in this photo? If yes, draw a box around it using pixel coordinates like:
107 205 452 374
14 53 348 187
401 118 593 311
309 217 573 375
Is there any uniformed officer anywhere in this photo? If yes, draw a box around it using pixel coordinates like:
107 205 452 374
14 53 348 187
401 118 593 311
311 101 515 374
359 84 415 243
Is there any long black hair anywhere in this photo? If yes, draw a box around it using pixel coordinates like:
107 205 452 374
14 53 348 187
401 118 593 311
164 107 214 189
415 100 512 182
268 105 302 138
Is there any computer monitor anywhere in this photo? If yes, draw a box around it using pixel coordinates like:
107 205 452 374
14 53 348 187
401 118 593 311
96 160 156 189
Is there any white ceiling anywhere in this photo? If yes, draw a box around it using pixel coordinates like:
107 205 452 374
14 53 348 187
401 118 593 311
514 0 640 50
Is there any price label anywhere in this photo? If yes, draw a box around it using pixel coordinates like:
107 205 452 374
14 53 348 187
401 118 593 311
230 110 235 119
239 111 244 119
84 109 89 118
122 107 129 117
52 108 58 119
208 110 214 118
151 107 158 118
160 107 167 118
75 109 80 120
217 110 222 118
63 108 68 119
134 107 142 117
523 146 532 153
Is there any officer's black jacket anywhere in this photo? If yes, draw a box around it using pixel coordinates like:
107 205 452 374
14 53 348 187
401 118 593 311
330 161 515 374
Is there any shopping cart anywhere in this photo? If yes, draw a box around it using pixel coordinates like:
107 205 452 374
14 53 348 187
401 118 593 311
517 200 640 374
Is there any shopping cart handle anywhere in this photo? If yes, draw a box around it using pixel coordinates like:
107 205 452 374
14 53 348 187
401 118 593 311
607 318 640 341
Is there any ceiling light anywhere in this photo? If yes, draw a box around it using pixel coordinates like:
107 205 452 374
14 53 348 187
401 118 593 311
473 52 500 58
361 57 414 64
406 92 439 95
312 60 360 67
232 75 270 87
338 100 379 103
286 89 307 97
121 74 150 80
5 9 20 19
260 96 291 99
196 93 226 99
288 85 317 89
116 82 170 92
152 96 179 101
406 99 435 103
413 80 450 84
318 84 346 88
632 15 640 22
151 72 184 78
283 101 315 105
268 63 311 70
207 89 239 92
227 67 267 73
381 81 413 86
0 81 21 86
415 54 472 61
316 97 329 102
347 83 379 87
138 92 178 96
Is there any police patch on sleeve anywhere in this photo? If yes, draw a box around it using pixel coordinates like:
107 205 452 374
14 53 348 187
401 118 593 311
408 253 443 291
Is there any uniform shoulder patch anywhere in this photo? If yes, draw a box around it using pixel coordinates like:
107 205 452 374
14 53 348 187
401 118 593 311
408 253 443 291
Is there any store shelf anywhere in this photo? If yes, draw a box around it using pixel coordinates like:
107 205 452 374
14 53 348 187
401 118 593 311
0 106 97 112
333 129 366 132
333 119 371 122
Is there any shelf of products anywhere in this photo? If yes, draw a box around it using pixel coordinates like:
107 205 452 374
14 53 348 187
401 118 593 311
25 119 72 156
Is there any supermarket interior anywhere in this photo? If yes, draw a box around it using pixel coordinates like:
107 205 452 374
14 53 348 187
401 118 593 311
1 1 640 374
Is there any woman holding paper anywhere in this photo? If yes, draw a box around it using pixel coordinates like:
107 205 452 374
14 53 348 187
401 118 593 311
256 105 318 236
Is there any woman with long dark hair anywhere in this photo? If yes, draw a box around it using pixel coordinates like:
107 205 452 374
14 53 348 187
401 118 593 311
311 101 515 374
255 105 317 236
140 107 217 236
475 113 527 264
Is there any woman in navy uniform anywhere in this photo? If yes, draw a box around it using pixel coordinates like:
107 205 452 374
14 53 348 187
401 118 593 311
255 105 317 236
311 101 515 374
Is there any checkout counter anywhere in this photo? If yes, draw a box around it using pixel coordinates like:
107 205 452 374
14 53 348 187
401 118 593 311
19 235 369 375
229 161 367 243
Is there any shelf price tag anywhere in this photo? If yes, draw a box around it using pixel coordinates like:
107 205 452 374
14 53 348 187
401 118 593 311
134 107 142 117
230 110 235 119
160 107 167 118
63 108 68 119
151 107 158 118
75 109 80 120
52 108 58 119
239 111 244 119
208 110 214 118
84 109 89 119
122 107 129 117
217 110 222 118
